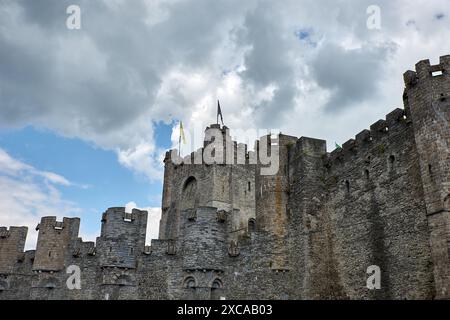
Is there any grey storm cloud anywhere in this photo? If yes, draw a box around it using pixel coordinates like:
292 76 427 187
1 0 449 178
236 1 298 127
310 42 396 112
0 0 250 148
1 0 156 144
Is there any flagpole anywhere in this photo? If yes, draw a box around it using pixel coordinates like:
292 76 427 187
178 122 181 157
217 100 223 126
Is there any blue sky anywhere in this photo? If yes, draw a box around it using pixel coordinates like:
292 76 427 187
0 122 172 247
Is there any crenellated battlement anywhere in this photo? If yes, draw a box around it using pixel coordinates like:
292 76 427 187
0 209 150 274
100 207 147 237
404 55 450 87
146 239 174 255
0 226 28 240
0 226 28 274
72 239 96 258
35 216 80 235
33 217 80 272
101 206 138 220
326 107 410 169
165 124 283 167
97 207 147 269
1 56 449 300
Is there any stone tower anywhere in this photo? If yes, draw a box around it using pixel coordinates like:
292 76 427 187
33 217 80 271
158 124 257 242
403 56 450 299
0 227 28 275
97 207 147 269
179 206 228 299
96 207 147 299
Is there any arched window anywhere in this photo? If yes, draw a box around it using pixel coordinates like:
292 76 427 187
210 278 223 300
211 278 223 289
183 276 197 300
183 276 196 289
181 177 198 210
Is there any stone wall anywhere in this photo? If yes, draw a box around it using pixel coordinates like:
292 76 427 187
403 56 450 299
0 56 448 300
318 108 434 299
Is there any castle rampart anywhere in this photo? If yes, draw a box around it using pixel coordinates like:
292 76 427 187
0 56 449 300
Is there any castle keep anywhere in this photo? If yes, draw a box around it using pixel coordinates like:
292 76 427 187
0 57 449 300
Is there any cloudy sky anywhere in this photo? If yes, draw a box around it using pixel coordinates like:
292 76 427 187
0 0 449 249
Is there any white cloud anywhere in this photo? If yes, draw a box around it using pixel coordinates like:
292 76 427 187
0 0 449 174
117 142 165 181
0 148 81 249
35 171 72 186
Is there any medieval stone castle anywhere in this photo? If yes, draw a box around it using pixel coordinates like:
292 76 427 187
0 56 449 300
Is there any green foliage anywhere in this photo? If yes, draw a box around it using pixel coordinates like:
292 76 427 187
377 144 386 154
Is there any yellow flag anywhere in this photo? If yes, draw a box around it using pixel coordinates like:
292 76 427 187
180 121 186 144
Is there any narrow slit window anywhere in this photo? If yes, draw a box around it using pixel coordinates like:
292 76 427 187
389 155 396 171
